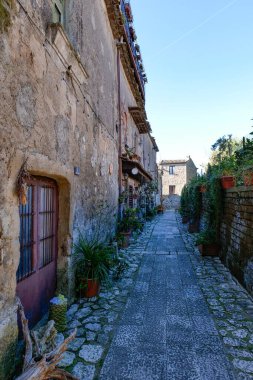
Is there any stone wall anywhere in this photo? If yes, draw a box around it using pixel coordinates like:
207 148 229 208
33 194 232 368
220 186 253 296
186 158 197 183
0 1 120 376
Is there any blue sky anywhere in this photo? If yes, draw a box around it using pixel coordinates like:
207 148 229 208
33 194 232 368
131 0 253 169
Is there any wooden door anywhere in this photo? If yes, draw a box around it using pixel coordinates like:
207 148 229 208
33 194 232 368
16 177 58 328
169 185 175 195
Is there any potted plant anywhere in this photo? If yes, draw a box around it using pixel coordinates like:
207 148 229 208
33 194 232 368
195 229 220 257
73 235 113 298
180 185 190 223
187 179 202 233
243 168 253 186
219 156 237 189
117 208 142 247
237 160 253 186
234 129 253 185
156 204 164 214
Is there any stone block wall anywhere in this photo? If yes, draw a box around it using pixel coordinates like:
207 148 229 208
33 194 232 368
162 164 186 196
186 158 198 183
220 186 253 296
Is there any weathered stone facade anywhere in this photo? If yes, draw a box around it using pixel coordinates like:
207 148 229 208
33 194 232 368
160 157 197 196
220 186 253 297
0 0 158 377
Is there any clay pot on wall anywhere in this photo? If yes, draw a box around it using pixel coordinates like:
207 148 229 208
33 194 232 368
188 221 199 233
182 216 189 224
243 172 253 186
198 243 220 257
199 185 207 193
220 176 236 190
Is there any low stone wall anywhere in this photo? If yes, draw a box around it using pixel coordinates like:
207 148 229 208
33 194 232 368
220 186 253 296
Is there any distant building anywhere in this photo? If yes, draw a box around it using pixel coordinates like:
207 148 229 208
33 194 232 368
160 157 197 196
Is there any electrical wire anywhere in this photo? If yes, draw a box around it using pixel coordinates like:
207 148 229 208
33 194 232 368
15 0 117 142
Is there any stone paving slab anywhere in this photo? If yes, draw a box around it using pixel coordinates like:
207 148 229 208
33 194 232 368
56 220 158 378
178 212 253 380
98 211 236 379
58 211 253 379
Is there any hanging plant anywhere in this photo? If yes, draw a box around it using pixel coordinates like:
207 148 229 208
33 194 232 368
119 189 129 204
16 158 31 205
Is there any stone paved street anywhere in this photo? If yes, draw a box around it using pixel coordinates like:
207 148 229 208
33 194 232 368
60 210 253 380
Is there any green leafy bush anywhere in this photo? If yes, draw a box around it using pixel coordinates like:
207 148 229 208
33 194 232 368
195 229 216 245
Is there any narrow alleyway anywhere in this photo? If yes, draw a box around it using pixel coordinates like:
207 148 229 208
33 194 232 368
63 210 253 380
99 210 236 380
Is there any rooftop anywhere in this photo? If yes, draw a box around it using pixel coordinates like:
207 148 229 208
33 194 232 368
160 157 197 167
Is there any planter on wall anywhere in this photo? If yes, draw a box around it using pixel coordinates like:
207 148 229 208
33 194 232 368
182 216 189 224
188 221 199 233
220 176 235 190
198 243 220 257
243 172 253 186
199 185 207 193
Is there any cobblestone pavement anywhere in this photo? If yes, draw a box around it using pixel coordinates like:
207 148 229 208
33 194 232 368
179 215 253 380
59 210 253 379
58 221 156 379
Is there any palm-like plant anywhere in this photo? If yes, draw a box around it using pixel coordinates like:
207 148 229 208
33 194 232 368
73 234 113 295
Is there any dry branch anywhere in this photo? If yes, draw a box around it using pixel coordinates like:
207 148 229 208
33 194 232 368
16 299 78 380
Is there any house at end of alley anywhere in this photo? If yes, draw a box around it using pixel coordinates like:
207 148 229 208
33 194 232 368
160 157 197 196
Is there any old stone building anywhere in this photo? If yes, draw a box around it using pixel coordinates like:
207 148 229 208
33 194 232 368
160 157 197 196
0 0 158 377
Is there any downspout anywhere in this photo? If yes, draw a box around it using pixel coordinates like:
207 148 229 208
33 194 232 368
116 49 123 222
116 38 125 217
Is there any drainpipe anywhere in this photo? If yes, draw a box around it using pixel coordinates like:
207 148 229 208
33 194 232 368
116 37 125 218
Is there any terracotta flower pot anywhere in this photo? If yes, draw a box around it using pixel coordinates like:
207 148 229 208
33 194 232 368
243 172 253 186
199 243 220 257
197 244 203 254
220 176 235 189
182 216 189 224
188 221 199 233
80 279 100 298
120 231 131 248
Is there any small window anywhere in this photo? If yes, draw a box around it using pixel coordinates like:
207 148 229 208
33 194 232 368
55 4 62 23
169 166 175 175
169 185 175 195
53 0 64 24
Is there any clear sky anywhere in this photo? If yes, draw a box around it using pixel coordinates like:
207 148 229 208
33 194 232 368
131 0 253 169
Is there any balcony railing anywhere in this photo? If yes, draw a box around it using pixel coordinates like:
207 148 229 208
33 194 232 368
120 0 147 96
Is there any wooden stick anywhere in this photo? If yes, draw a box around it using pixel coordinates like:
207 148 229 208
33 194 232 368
16 298 78 380
17 299 34 371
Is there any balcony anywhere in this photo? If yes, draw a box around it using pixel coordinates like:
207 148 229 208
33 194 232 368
120 0 147 97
